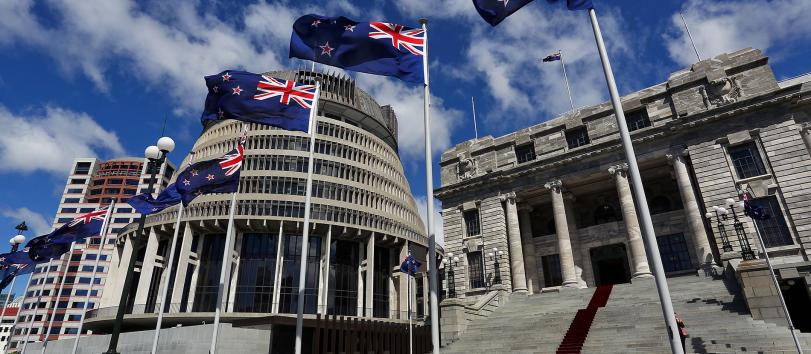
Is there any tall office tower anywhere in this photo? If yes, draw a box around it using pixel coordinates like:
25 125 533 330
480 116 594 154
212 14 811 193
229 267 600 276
8 157 175 350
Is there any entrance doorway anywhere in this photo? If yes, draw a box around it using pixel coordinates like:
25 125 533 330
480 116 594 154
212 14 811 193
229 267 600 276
590 243 631 286
781 278 811 332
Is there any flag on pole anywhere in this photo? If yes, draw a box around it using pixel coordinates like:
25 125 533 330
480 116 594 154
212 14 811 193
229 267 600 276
543 51 562 62
201 70 315 132
127 183 182 215
174 139 244 206
0 259 35 289
289 14 425 84
472 0 593 26
742 192 770 220
399 254 421 276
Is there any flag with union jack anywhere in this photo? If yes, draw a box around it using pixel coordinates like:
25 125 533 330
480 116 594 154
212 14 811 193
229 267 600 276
289 14 425 84
472 0 593 27
174 137 245 206
201 70 314 132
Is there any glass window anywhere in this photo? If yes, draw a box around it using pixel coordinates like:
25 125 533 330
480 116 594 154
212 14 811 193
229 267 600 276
541 254 563 287
626 109 651 131
63 198 80 203
70 178 87 185
125 179 140 186
61 208 77 213
117 208 133 213
73 162 91 175
278 234 321 315
751 196 793 247
372 246 390 318
92 180 105 186
57 218 73 223
728 142 767 179
515 143 536 164
467 251 485 289
235 233 279 313
192 234 226 312
565 127 590 149
107 179 123 185
656 233 692 272
79 208 94 213
463 210 481 237
66 188 84 194
113 218 130 223
327 240 359 316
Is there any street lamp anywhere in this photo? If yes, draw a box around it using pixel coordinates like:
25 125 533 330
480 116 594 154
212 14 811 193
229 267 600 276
726 198 755 261
705 206 733 252
443 253 460 298
487 247 504 285
105 136 174 354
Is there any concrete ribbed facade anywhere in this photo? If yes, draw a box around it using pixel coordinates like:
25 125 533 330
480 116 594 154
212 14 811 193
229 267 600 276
91 70 430 334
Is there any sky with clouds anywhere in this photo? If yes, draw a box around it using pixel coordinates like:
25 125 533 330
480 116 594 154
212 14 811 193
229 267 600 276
1 0 811 270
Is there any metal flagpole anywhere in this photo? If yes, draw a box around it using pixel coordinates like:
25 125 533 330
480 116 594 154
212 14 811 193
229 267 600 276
151 153 196 354
294 81 322 354
559 50 576 112
408 259 413 354
72 204 115 354
0 276 16 327
419 17 441 354
41 241 78 354
750 215 803 353
21 259 55 354
471 96 479 140
588 8 684 354
679 12 701 62
5 272 33 354
210 124 248 354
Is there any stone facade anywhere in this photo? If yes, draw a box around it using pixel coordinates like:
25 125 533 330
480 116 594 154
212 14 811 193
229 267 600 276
436 48 811 318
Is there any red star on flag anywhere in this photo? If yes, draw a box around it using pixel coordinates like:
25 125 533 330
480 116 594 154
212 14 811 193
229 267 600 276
206 174 215 181
232 86 243 95
222 72 231 81
320 42 334 57
311 19 321 27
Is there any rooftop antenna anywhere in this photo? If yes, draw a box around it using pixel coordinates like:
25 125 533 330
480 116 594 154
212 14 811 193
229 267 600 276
680 12 702 62
471 96 479 140
160 114 168 137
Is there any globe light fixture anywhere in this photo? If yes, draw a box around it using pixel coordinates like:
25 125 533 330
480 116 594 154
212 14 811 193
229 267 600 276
157 136 176 153
10 234 25 245
145 145 161 160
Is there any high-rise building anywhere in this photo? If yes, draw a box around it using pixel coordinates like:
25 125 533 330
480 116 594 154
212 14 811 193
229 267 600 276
8 157 175 350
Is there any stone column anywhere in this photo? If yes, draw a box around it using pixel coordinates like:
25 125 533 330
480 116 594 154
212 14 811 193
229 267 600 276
133 228 160 308
364 233 375 317
502 192 528 293
667 151 714 267
271 223 284 314
608 163 652 278
802 125 811 158
318 226 332 315
517 207 540 294
170 223 193 313
544 179 579 287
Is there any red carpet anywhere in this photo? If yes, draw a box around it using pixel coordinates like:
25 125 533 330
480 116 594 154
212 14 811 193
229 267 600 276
555 284 613 354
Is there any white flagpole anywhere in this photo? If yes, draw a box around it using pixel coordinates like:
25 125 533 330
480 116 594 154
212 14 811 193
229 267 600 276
559 50 576 112
588 9 683 354
71 204 114 354
679 12 701 62
0 276 17 345
471 96 479 140
210 124 248 354
22 259 54 353
5 272 33 354
294 81 322 354
150 206 185 354
750 216 803 353
418 17 441 354
41 241 78 354
408 260 413 354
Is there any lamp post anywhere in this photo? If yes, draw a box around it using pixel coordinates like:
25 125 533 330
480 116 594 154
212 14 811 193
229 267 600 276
104 137 174 354
705 206 733 253
726 198 755 261
487 248 504 285
442 253 459 299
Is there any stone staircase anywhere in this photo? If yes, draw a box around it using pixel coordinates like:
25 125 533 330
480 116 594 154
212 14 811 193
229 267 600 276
442 274 811 353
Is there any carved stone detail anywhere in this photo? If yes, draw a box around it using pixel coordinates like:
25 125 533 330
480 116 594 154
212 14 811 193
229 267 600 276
456 153 478 181
699 76 742 108
544 179 563 193
608 163 629 177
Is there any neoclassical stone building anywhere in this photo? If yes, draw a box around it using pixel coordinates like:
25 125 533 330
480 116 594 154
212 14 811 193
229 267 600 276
436 48 811 312
88 70 431 335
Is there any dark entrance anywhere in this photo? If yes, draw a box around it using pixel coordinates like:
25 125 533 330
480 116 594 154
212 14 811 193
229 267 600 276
590 243 631 286
781 278 811 332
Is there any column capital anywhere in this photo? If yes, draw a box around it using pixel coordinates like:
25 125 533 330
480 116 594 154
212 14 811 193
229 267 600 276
801 124 811 135
499 191 517 203
665 149 688 164
544 179 563 193
608 163 629 178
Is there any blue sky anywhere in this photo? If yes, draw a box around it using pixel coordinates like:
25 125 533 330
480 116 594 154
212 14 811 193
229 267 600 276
1 0 811 277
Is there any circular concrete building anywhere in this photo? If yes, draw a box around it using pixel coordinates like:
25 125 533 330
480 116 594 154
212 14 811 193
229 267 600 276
91 70 431 335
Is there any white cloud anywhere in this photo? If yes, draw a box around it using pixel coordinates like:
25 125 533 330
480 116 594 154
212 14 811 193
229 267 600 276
1 207 52 235
394 0 477 20
665 0 811 66
0 105 125 175
415 195 444 246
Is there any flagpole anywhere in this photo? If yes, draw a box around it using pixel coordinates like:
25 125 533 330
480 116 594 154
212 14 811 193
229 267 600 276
0 276 17 341
749 213 803 352
679 12 701 62
5 272 32 354
72 204 114 354
471 96 479 140
408 254 413 354
210 124 248 354
151 152 196 354
588 8 683 354
419 17 441 354
21 259 54 353
294 81 321 354
559 50 575 112
41 241 78 354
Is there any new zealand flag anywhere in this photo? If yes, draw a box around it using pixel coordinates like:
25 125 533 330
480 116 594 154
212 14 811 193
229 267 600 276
201 70 315 133
0 261 35 290
128 183 182 215
290 14 425 84
472 0 593 26
175 139 244 206
399 254 421 276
